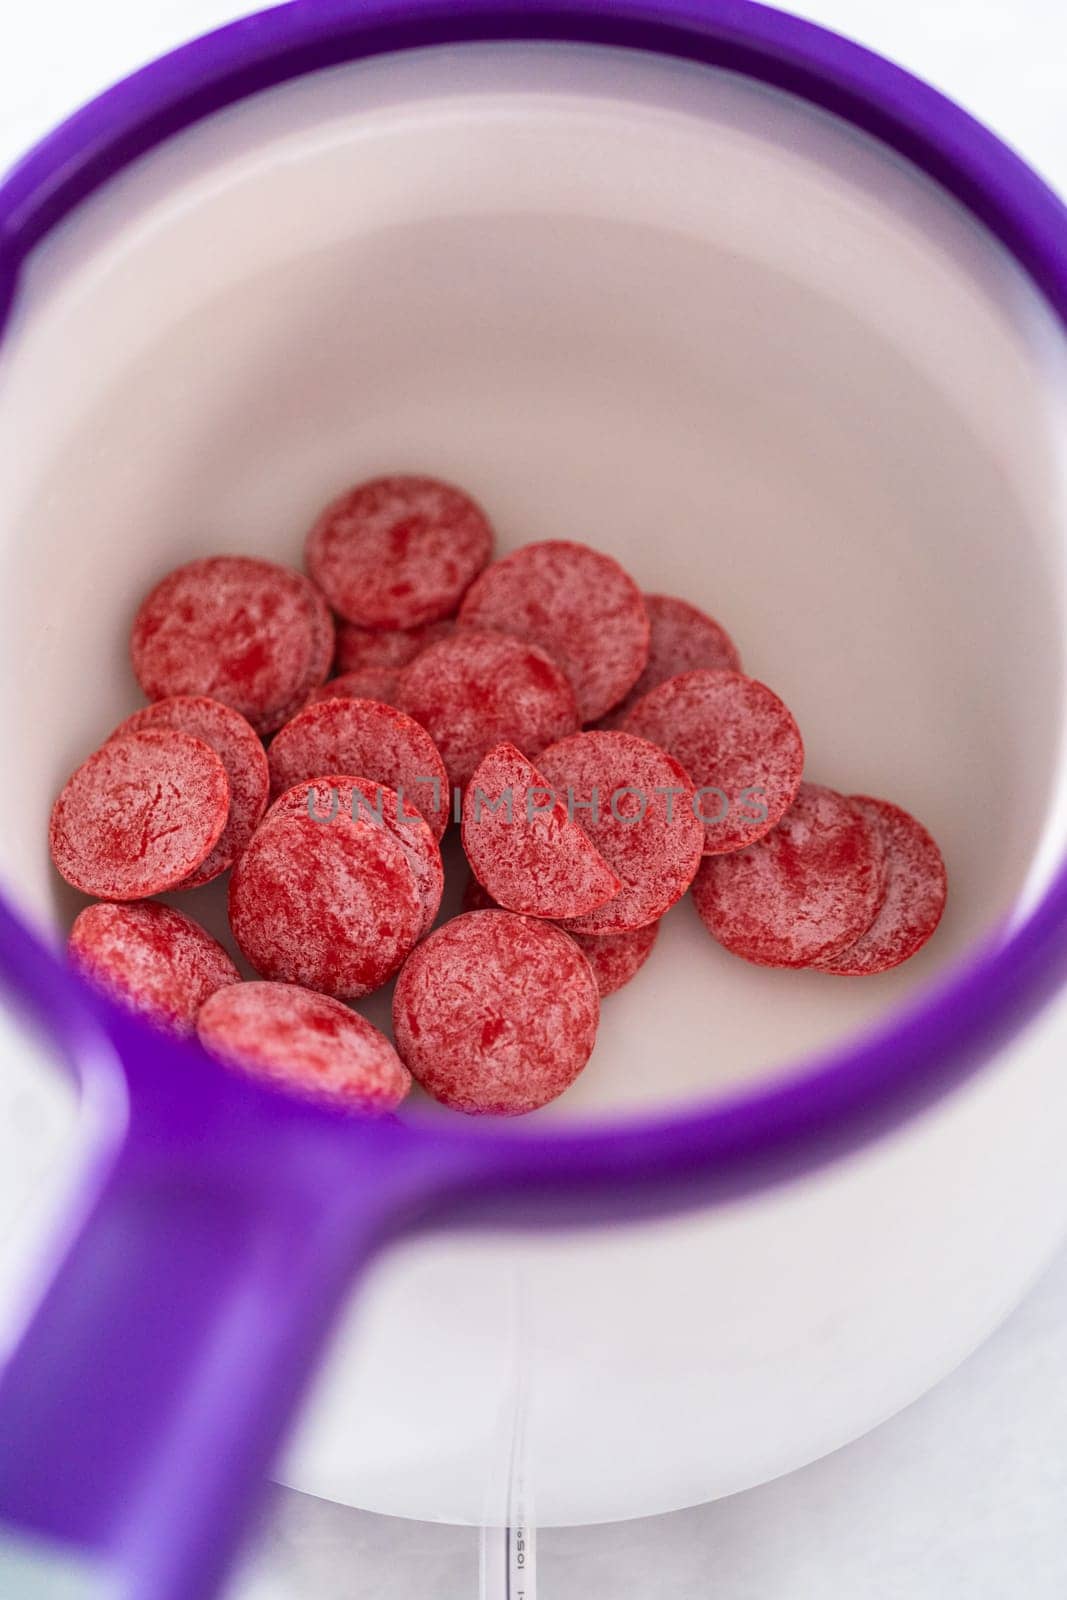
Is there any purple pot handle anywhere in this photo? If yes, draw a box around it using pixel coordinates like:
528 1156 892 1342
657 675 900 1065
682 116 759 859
0 1056 457 1600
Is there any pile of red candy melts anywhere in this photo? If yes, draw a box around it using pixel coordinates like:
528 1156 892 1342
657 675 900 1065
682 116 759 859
52 474 947 1117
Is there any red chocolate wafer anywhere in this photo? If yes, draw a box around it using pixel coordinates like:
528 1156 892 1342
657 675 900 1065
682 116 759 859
229 811 422 998
397 628 579 788
537 729 703 934
108 696 269 887
304 669 400 710
69 900 239 1034
535 730 703 934
622 669 803 854
335 618 453 673
462 743 621 920
813 796 947 975
198 981 411 1112
574 921 660 997
266 697 449 839
461 872 659 996
306 475 493 628
131 555 334 735
50 730 230 899
458 540 650 723
392 910 600 1115
602 594 741 727
691 782 886 969
268 775 443 939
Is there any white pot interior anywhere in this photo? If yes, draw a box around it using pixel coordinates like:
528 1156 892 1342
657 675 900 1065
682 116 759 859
1 40 1067 1527
2 43 1067 1120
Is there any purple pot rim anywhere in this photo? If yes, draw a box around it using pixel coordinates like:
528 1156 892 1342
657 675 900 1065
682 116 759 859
3 0 1067 1215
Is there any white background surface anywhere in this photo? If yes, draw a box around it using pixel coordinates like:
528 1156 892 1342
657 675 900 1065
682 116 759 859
2 2 1066 1595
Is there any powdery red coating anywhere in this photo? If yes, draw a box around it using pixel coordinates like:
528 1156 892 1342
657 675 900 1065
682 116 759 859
131 556 335 735
267 775 443 939
229 811 422 998
601 594 742 728
50 730 230 900
461 873 660 997
622 669 804 854
812 796 947 975
198 981 411 1112
266 696 449 839
68 900 239 1034
304 668 401 710
335 618 454 673
107 696 269 887
392 910 600 1115
397 628 579 788
458 540 650 723
306 475 494 628
574 921 661 997
534 730 704 934
461 743 621 919
691 782 887 969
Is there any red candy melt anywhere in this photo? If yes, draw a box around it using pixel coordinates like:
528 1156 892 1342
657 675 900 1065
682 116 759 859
108 696 269 887
535 730 704 934
131 555 334 735
398 628 579 787
69 900 239 1033
266 696 450 839
458 540 650 723
462 743 621 919
229 810 422 998
574 921 661 997
813 797 947 975
623 669 803 854
304 669 401 709
603 594 741 727
50 730 230 899
268 775 443 939
198 981 411 1111
461 871 659 996
306 475 493 628
691 782 886 968
335 618 453 673
393 910 600 1115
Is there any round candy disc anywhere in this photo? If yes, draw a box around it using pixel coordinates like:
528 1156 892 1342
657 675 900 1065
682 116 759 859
602 594 741 727
50 730 230 899
461 873 659 997
393 910 600 1115
335 618 453 674
266 696 449 839
458 540 649 722
131 555 334 735
268 775 443 939
813 796 947 974
622 669 804 854
229 811 422 998
198 982 411 1112
397 628 579 788
572 921 660 997
108 696 269 887
304 669 400 710
534 730 704 933
69 900 239 1034
691 782 887 969
306 475 493 628
462 743 621 920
